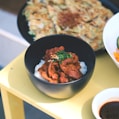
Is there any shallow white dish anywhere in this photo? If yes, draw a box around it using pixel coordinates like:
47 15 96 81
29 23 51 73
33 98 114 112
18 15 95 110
92 88 119 119
103 12 119 68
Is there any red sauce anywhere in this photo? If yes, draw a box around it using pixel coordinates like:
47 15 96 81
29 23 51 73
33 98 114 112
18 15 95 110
99 101 119 119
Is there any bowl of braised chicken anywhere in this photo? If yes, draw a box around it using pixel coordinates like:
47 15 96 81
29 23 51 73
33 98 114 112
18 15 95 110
24 34 95 99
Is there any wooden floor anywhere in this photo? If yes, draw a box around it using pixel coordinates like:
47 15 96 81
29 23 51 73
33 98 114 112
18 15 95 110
0 0 25 14
0 0 119 15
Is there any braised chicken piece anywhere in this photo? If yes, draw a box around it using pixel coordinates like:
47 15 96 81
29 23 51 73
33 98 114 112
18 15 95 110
44 46 64 61
59 53 82 79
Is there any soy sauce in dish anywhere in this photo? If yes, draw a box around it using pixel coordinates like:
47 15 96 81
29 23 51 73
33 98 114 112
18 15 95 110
99 101 119 119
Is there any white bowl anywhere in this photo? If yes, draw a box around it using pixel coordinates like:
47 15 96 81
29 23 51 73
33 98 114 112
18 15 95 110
103 12 119 68
92 88 119 119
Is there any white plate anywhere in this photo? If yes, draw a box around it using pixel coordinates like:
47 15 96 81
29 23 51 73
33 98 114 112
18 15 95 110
103 12 119 68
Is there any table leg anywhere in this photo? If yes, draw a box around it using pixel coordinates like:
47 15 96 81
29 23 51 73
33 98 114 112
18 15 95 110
1 88 25 119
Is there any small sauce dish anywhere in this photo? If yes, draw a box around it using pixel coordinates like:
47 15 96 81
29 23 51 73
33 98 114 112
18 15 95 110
92 88 119 119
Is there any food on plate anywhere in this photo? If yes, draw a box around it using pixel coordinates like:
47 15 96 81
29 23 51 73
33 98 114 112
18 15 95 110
22 0 56 39
113 36 119 62
114 49 119 62
23 0 113 51
117 36 119 49
34 46 87 84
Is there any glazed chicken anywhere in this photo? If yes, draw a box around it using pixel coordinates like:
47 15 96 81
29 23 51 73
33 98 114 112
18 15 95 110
38 46 82 84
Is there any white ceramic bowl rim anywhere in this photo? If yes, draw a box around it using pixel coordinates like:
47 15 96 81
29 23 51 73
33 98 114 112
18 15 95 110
103 12 119 68
92 88 119 119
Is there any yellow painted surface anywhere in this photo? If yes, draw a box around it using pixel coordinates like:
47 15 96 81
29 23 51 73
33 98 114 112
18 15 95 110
1 88 25 119
0 51 119 119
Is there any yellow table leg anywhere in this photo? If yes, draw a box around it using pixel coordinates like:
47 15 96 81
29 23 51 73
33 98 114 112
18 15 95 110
1 88 25 119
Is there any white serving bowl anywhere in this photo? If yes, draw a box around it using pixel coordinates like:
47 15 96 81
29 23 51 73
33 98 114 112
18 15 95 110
103 12 119 68
92 88 119 119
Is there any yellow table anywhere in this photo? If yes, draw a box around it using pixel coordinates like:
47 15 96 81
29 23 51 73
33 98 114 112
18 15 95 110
0 51 119 119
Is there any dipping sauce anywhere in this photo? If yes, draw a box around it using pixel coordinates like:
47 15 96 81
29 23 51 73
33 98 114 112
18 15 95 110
99 101 119 119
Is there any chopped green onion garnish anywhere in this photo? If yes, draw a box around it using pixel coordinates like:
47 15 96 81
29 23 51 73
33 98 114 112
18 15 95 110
56 50 72 61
